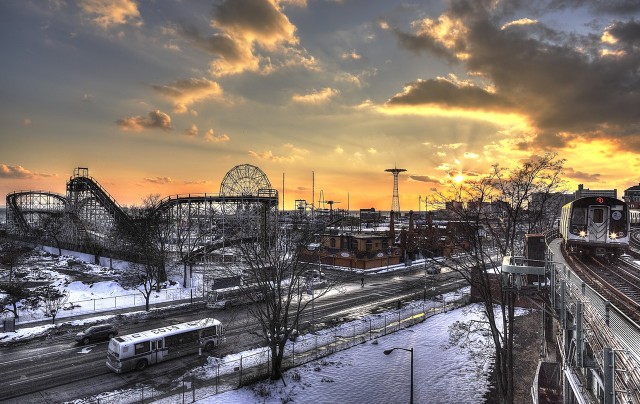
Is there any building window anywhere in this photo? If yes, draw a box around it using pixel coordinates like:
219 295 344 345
366 240 373 251
330 238 336 248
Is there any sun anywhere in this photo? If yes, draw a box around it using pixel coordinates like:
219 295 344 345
453 174 464 183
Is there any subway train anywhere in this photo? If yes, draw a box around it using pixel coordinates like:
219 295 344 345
559 196 629 257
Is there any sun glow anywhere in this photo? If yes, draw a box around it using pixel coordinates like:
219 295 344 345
454 174 464 183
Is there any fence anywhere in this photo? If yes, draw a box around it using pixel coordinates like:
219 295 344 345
8 287 201 325
80 290 471 403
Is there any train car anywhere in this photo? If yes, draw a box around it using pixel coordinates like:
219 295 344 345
559 196 629 257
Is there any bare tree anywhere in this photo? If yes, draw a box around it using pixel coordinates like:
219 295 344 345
33 285 69 324
116 194 170 310
0 240 32 282
120 261 161 311
432 153 564 404
227 218 334 381
0 281 34 320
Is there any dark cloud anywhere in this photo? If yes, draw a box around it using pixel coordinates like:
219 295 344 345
212 0 297 45
410 175 442 184
116 110 172 131
392 29 457 61
0 164 56 179
179 25 247 62
608 19 640 46
386 78 514 111
563 167 601 182
546 0 640 15
389 1 640 151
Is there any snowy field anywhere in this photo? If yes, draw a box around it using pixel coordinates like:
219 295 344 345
198 303 502 404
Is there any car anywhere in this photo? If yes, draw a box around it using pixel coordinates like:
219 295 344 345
304 269 325 280
75 324 118 345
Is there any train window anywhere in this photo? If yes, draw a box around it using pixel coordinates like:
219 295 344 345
572 208 586 225
592 208 604 223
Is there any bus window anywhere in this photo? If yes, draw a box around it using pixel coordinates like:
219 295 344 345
135 341 150 355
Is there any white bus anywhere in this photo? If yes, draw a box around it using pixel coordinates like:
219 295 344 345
106 318 224 373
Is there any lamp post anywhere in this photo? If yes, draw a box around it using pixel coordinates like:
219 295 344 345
383 347 414 404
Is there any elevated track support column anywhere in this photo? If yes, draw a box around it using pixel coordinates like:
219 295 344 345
575 301 583 369
603 347 615 404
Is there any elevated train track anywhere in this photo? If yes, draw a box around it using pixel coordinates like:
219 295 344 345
562 245 640 325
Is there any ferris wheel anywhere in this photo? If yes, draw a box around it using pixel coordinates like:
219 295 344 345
219 164 272 197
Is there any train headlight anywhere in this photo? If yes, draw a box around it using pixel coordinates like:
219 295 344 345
579 230 587 238
610 232 617 240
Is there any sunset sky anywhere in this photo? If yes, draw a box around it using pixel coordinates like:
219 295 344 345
2 0 640 211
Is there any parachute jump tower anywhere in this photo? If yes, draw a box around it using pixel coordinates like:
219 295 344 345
385 165 406 219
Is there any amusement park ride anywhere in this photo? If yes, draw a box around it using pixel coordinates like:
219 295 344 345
5 165 279 259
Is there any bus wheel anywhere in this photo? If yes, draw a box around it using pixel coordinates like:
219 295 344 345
136 359 148 371
204 341 215 352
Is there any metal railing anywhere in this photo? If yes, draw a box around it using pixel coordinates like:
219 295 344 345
79 292 471 403
7 287 201 325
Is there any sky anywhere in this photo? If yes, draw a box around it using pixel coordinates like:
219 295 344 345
1 0 640 211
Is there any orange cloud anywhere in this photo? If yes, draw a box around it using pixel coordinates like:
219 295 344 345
0 164 56 179
152 78 223 114
117 110 172 131
292 88 339 104
79 0 142 29
204 129 230 143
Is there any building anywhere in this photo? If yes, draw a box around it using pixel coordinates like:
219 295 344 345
623 183 640 208
575 184 617 199
300 231 401 270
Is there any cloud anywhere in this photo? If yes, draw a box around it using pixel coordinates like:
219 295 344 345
175 0 301 77
341 50 362 60
388 1 640 152
367 147 377 154
292 88 339 104
410 175 442 184
184 124 198 137
212 0 298 49
563 167 602 182
334 145 344 154
0 164 56 179
248 143 308 162
78 0 142 29
204 129 230 143
117 110 172 131
464 152 479 159
386 77 513 111
501 18 538 30
152 78 223 114
184 180 210 185
23 118 31 125
144 176 172 184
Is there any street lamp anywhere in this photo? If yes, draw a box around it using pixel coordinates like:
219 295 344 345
383 347 414 404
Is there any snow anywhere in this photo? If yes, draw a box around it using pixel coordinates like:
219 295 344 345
2 249 523 403
198 304 498 404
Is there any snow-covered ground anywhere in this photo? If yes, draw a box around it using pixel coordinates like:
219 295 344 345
197 303 503 404
2 249 518 404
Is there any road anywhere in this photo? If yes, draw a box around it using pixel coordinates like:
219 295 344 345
0 268 465 403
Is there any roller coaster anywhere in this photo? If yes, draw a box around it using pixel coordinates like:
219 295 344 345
5 165 279 260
